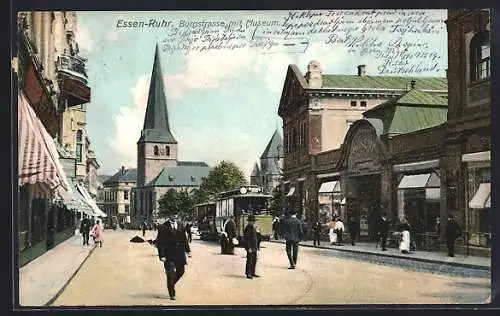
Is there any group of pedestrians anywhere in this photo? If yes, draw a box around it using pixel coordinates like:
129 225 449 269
79 214 104 247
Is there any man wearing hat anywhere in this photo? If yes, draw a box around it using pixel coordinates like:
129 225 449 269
244 214 260 279
155 213 191 300
283 211 303 269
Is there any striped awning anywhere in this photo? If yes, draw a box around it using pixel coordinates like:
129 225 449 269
18 92 71 200
76 183 108 217
64 179 94 216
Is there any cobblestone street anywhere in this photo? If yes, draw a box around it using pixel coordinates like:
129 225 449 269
51 230 490 306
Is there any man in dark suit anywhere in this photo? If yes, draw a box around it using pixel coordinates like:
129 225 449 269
80 214 91 246
155 214 191 300
378 212 390 251
312 220 322 247
283 211 303 269
347 216 357 246
244 215 259 279
445 214 461 257
224 216 237 255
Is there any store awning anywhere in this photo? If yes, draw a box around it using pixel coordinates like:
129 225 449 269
485 195 491 208
462 151 490 162
469 183 491 209
286 187 295 197
64 179 94 216
425 188 441 202
318 181 341 193
76 183 108 217
398 174 430 189
18 92 71 200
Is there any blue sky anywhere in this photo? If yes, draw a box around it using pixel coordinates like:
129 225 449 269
75 10 448 179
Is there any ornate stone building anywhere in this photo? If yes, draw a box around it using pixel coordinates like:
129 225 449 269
278 60 447 220
250 129 284 194
444 9 491 255
131 44 210 226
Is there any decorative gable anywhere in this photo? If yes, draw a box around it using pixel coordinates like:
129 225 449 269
278 65 308 117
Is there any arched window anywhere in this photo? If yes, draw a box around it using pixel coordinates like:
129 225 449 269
76 130 83 162
165 146 170 156
153 145 159 156
470 31 490 81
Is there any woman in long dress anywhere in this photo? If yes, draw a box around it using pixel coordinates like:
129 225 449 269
399 223 411 254
328 218 337 245
92 219 104 247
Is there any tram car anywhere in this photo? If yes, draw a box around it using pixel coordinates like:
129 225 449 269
195 201 218 241
196 185 273 245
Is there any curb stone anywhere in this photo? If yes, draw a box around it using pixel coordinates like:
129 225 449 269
44 243 97 306
269 240 490 271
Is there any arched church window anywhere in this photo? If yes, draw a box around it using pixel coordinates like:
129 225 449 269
165 146 170 156
154 145 159 156
470 31 490 81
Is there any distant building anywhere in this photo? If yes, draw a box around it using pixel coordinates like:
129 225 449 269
250 129 283 194
100 167 137 226
278 60 447 219
131 44 210 226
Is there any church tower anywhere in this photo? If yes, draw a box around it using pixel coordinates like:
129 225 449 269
137 44 178 187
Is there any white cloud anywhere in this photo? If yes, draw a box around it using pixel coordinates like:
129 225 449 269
105 30 119 42
75 24 95 53
109 75 151 169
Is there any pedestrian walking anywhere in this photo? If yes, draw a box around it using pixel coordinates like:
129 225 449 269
92 219 104 247
272 218 280 240
445 214 460 257
155 214 191 300
244 215 259 279
80 214 91 246
347 216 357 246
185 222 193 243
334 218 345 246
328 218 337 245
378 212 390 251
312 220 322 247
283 211 303 269
142 221 147 237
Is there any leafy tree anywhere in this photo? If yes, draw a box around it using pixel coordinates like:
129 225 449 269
269 184 284 217
197 160 248 201
158 189 195 221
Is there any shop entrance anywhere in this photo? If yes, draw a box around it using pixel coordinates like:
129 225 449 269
348 174 381 241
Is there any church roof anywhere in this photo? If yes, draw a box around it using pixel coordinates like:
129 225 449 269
103 168 137 185
263 159 281 175
138 43 177 144
146 164 211 187
251 163 260 177
260 129 283 159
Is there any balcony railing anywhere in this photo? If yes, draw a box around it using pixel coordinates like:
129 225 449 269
57 54 88 82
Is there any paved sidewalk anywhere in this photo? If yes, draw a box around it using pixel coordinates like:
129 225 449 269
269 239 491 270
19 234 96 307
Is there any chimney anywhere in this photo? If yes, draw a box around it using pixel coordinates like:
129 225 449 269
305 60 322 88
357 64 366 76
121 166 125 174
445 69 448 78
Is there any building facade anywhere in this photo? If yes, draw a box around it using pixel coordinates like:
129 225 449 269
131 44 210 226
250 129 284 194
278 60 447 220
16 11 95 266
444 9 491 255
100 167 137 227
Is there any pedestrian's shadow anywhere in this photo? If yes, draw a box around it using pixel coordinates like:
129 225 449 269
222 274 247 279
129 293 167 299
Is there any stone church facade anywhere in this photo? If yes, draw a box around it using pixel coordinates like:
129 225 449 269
130 44 210 226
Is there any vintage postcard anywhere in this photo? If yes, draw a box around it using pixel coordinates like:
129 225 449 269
15 9 491 307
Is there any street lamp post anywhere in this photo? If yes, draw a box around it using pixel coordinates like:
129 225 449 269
275 144 285 216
